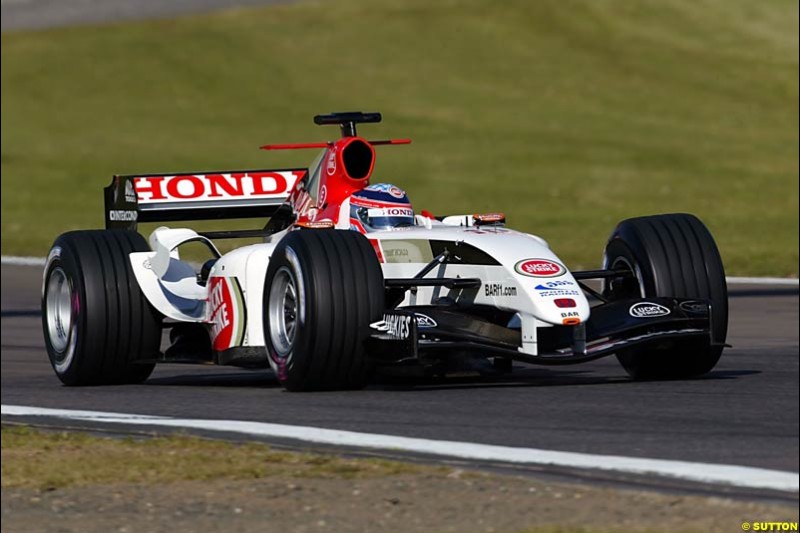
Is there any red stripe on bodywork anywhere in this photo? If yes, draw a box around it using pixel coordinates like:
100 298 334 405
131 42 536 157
350 218 367 234
369 239 384 263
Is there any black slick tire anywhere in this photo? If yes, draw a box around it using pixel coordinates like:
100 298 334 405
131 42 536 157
41 230 161 385
603 213 728 379
263 229 384 391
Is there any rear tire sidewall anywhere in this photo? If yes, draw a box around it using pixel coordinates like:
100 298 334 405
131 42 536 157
41 230 160 386
42 245 82 383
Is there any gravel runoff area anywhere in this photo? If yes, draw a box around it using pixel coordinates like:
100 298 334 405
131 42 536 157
2 425 798 533
2 470 798 533
3 473 799 533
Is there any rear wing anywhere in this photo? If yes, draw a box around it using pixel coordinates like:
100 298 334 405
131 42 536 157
104 169 307 231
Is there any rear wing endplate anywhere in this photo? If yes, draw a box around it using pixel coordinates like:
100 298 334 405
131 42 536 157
104 169 307 231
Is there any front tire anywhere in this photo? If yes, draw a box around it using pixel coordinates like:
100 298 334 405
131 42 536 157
264 229 384 391
603 213 728 379
42 230 161 385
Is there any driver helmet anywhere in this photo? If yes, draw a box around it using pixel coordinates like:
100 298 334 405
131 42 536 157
349 183 415 233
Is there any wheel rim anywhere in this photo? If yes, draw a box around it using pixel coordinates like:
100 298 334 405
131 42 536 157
268 267 298 357
606 256 645 299
46 267 74 356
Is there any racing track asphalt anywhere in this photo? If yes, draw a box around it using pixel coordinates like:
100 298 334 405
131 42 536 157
2 262 799 495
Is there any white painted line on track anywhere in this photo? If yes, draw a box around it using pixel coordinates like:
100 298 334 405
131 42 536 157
1 255 45 266
3 404 798 493
726 276 799 286
3 255 798 286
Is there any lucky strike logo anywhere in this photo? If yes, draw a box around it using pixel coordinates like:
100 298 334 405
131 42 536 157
208 277 234 350
133 171 304 204
515 259 565 278
629 302 671 318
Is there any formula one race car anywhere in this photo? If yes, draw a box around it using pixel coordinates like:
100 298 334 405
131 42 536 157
42 112 728 391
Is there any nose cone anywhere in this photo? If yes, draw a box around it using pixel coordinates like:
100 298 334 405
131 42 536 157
456 230 592 326
526 277 591 325
513 259 591 325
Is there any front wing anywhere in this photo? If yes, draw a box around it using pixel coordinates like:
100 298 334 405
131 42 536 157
368 297 720 366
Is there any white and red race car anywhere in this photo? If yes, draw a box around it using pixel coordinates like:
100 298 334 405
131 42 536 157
42 112 728 391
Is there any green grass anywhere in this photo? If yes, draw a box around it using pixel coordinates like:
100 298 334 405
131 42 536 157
1 425 419 489
2 0 797 275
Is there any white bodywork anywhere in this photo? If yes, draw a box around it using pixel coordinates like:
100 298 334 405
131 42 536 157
131 218 590 356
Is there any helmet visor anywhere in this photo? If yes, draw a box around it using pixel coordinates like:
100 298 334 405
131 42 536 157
362 207 414 230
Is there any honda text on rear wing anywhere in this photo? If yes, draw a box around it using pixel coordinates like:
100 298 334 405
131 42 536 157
104 168 308 232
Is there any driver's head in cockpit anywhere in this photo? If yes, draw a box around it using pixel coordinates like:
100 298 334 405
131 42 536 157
349 183 415 233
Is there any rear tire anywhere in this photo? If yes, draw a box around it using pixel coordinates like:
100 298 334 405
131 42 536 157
603 213 728 379
42 230 161 385
264 229 384 391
